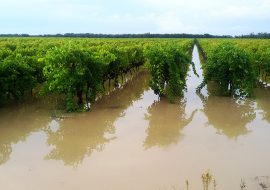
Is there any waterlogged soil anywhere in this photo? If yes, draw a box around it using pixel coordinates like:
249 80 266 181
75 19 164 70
0 46 270 190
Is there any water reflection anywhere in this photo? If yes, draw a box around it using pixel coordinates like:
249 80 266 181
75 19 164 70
191 45 257 139
0 143 11 165
45 71 150 166
255 88 270 123
144 98 196 149
0 104 51 165
0 44 270 190
44 115 116 166
198 84 256 139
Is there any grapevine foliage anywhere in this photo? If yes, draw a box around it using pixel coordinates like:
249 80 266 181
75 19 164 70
0 38 193 110
43 45 104 111
200 43 256 96
144 44 191 102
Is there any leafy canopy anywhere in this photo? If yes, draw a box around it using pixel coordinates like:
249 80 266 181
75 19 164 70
200 43 256 96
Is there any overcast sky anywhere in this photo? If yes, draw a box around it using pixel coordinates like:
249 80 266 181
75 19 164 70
1 0 270 35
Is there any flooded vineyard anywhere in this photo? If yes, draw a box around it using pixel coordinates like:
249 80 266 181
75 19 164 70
0 46 270 190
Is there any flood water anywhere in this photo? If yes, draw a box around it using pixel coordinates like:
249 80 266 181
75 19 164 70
0 46 270 190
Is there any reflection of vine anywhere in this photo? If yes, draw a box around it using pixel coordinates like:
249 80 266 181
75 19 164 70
191 61 199 78
255 176 269 190
240 179 247 190
213 178 217 190
202 171 212 190
185 180 189 190
45 71 151 167
0 103 51 165
197 85 256 139
144 98 197 149
0 145 12 165
255 88 270 124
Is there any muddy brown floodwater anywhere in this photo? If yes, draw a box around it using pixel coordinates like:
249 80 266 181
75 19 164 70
0 46 270 190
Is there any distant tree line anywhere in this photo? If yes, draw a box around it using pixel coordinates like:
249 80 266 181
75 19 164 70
0 33 232 38
0 32 270 38
235 32 270 39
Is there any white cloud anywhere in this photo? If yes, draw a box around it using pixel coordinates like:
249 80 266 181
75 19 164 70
144 0 270 34
209 0 270 20
0 0 269 35
152 12 199 33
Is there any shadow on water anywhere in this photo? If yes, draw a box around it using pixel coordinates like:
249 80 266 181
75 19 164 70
44 70 151 166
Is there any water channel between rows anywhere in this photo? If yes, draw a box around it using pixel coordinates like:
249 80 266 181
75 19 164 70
0 46 270 190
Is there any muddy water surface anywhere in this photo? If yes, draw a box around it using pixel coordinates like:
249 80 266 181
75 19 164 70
0 46 270 190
